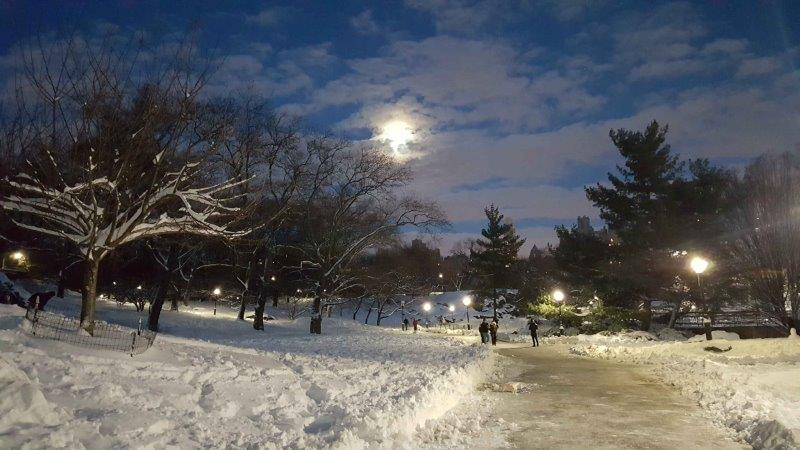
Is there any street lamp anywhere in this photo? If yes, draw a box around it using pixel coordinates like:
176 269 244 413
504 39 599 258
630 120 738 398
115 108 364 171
3 250 28 271
423 301 432 328
689 256 712 340
270 275 277 282
552 289 566 329
690 256 709 275
462 295 472 330
213 287 221 315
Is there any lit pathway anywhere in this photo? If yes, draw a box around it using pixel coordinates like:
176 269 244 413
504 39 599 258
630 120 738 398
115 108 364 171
490 343 746 449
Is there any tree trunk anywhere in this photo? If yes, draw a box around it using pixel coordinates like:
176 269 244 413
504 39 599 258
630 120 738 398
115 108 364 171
310 296 322 334
148 244 176 332
79 258 100 335
492 288 498 320
57 241 68 298
364 298 377 324
57 271 66 298
254 289 267 331
352 298 363 320
376 302 385 326
641 298 653 331
237 258 254 321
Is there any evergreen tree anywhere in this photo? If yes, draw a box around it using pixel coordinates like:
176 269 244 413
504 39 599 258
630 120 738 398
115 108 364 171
552 225 615 301
584 120 736 328
470 205 525 319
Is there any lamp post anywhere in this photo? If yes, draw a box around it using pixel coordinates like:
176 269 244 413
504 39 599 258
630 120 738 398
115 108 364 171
2 250 28 271
690 256 711 340
462 295 472 330
213 287 221 315
423 301 432 328
552 289 566 332
448 304 455 326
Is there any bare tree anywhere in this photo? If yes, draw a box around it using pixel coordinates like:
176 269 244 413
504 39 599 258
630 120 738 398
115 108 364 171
209 96 309 326
292 142 448 334
0 34 251 333
728 152 800 329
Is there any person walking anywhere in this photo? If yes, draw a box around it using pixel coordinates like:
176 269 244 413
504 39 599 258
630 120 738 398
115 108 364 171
528 317 539 347
478 318 490 344
402 318 409 331
489 319 499 346
413 318 419 333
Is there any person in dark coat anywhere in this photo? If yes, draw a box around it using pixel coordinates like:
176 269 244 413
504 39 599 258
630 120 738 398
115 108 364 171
489 319 499 346
478 319 490 344
528 318 539 347
402 317 409 331
412 318 419 333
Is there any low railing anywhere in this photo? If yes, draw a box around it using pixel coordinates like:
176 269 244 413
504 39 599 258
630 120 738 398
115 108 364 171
674 310 785 330
22 307 156 356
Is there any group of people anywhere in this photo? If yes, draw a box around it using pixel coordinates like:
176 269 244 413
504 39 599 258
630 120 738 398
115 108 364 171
399 313 541 349
402 317 425 332
478 318 499 345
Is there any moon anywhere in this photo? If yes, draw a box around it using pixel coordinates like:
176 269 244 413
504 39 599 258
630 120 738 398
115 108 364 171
379 120 414 153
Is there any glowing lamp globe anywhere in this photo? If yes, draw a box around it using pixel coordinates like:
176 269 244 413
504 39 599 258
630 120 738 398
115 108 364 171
462 295 472 306
552 289 565 302
448 305 455 312
690 257 709 274
422 302 432 312
213 287 221 296
11 251 24 261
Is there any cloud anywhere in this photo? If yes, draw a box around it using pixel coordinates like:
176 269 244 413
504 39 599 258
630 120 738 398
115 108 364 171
533 0 609 22
735 56 783 78
404 0 526 35
245 8 282 27
307 36 604 133
350 10 380 35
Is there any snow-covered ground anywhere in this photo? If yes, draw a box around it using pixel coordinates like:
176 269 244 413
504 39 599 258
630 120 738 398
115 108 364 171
0 285 498 449
563 330 800 448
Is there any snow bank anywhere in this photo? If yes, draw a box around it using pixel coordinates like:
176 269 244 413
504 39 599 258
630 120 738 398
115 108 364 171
567 333 800 447
0 295 493 449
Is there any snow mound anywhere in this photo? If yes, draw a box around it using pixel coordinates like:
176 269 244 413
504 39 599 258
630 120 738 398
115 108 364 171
0 356 79 447
656 327 689 341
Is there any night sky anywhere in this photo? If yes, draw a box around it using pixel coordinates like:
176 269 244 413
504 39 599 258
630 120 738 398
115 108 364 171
2 0 799 254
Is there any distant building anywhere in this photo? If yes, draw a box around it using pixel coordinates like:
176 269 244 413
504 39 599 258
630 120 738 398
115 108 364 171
411 238 441 258
576 216 593 235
562 216 614 245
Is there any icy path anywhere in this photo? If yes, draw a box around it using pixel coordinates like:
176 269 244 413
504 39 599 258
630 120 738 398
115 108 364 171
489 344 745 450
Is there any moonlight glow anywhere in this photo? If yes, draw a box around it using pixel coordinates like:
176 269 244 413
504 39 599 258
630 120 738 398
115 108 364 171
379 120 414 152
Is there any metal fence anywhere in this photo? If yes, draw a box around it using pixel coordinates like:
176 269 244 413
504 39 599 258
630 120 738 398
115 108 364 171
674 310 785 330
22 307 156 356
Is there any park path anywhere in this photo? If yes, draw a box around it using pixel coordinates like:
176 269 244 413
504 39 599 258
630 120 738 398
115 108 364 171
490 344 746 449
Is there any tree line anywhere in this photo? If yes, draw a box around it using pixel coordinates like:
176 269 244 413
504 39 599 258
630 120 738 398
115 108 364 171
0 32 446 335
460 121 800 333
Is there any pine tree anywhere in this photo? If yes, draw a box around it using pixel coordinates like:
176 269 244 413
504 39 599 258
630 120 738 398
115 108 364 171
470 205 525 319
585 120 735 328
